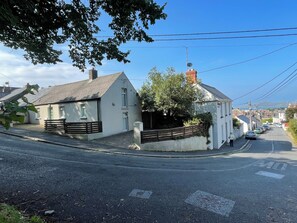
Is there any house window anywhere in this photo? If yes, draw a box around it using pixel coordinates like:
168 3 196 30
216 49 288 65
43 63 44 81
36 108 40 119
224 103 227 116
80 104 87 119
122 112 129 131
59 106 65 119
220 104 223 118
48 106 53 120
121 88 128 107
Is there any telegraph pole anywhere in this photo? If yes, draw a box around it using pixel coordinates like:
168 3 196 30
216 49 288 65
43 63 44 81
249 101 252 130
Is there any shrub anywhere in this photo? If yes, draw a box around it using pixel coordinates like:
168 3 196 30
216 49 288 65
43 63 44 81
233 118 241 129
289 119 297 143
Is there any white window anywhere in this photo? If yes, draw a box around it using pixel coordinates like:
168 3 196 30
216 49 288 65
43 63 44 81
121 88 128 107
48 106 53 120
220 104 223 118
36 108 40 119
122 112 129 131
59 106 65 119
80 104 86 119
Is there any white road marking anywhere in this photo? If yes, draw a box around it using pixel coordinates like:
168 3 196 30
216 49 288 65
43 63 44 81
256 171 284 179
254 160 288 171
129 189 152 199
280 163 288 171
185 190 235 217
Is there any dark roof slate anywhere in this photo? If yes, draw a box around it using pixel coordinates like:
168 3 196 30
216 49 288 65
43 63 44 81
34 72 122 105
200 83 231 101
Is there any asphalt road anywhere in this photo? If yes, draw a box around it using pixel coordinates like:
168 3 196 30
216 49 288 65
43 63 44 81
0 127 296 223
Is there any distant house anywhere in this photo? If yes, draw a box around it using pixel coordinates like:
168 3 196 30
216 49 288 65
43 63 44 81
236 115 261 133
0 83 19 99
187 69 233 149
19 69 141 140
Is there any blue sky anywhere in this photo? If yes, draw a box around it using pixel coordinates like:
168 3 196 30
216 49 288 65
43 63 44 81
1 0 297 108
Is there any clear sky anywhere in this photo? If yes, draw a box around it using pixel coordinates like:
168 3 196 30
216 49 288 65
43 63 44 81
1 0 297 108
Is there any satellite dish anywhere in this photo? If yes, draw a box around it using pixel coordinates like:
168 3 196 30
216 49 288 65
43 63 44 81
187 62 192 67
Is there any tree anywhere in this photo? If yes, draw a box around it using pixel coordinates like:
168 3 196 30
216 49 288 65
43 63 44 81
0 84 39 129
285 107 297 121
139 67 198 121
0 0 166 71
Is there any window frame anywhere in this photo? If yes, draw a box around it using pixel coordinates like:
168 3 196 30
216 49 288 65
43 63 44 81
121 88 128 108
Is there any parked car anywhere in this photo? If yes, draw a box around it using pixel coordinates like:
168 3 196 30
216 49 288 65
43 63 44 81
254 128 264 134
263 124 270 131
245 131 257 140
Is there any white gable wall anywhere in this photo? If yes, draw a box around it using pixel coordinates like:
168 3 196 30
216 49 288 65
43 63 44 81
194 101 232 149
99 72 141 138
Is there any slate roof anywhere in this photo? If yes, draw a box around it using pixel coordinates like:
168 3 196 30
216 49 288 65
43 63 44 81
200 83 231 101
34 72 123 105
0 87 27 102
0 86 19 99
237 115 259 124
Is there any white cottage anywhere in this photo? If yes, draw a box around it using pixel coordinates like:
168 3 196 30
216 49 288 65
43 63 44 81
186 69 233 149
30 69 142 140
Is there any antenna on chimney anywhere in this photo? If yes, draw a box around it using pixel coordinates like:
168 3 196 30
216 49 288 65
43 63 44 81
185 47 193 70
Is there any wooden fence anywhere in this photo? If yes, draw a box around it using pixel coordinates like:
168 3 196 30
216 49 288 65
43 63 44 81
44 119 102 134
44 119 66 131
65 121 102 134
141 124 206 144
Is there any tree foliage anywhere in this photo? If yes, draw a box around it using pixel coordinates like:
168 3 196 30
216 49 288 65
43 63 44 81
0 0 166 70
0 84 38 129
285 107 297 121
139 67 198 119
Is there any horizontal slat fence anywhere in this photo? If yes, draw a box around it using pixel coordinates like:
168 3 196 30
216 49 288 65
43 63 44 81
141 124 206 144
45 119 102 134
45 119 65 131
65 121 102 134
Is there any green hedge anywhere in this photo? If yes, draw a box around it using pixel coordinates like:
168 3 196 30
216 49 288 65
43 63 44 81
288 119 297 143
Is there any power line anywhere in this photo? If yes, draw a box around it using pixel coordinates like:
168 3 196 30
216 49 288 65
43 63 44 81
200 42 297 74
255 68 297 101
119 43 293 49
96 26 297 38
232 59 297 101
153 33 297 42
0 73 24 86
150 27 297 37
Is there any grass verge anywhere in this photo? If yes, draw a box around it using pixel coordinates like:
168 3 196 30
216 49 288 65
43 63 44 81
0 203 44 223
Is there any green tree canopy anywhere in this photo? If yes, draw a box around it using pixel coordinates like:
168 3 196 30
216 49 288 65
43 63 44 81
0 84 39 129
0 0 166 70
139 67 198 119
286 107 297 121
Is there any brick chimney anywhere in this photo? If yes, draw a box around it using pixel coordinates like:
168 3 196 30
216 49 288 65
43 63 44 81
186 69 197 84
89 68 98 80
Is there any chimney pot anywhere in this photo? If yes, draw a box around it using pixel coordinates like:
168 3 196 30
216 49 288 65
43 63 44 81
89 68 98 80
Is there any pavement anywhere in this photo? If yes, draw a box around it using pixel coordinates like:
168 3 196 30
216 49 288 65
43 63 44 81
0 125 250 158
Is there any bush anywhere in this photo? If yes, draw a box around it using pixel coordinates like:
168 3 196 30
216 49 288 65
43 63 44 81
262 118 273 124
233 118 241 129
289 119 297 143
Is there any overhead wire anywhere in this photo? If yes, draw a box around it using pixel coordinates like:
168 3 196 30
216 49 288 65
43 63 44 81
96 26 297 38
199 42 297 74
153 33 297 41
255 68 297 101
232 59 297 101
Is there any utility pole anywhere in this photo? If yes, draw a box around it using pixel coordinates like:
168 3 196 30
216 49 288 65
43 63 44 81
185 46 189 70
249 101 252 130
